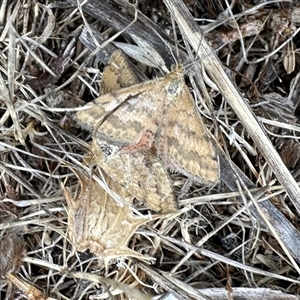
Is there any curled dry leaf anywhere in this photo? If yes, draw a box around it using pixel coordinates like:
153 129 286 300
254 92 296 124
283 41 295 75
0 234 43 299
0 233 26 277
114 34 169 72
279 139 300 169
0 201 18 225
6 273 49 300
100 49 139 95
62 168 154 269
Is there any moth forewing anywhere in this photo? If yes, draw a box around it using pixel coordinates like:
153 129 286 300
157 84 219 184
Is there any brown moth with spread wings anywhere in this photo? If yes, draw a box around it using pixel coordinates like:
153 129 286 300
77 50 177 213
76 50 219 186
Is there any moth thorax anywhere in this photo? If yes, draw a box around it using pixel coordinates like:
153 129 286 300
97 140 119 158
100 144 113 156
165 76 184 99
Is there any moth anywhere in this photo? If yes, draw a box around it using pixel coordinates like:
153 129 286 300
76 50 219 185
78 50 176 213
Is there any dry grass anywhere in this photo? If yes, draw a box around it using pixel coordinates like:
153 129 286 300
1 0 300 299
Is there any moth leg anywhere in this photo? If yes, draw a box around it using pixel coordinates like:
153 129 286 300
121 129 154 153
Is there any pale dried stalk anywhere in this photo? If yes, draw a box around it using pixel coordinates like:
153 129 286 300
154 287 299 300
1 25 24 143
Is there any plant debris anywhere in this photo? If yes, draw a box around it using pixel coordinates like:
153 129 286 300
1 1 300 299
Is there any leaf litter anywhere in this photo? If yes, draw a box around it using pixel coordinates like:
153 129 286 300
0 1 300 299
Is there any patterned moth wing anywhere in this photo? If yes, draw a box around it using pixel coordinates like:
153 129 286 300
100 49 138 95
155 74 219 184
76 50 176 212
63 169 154 269
76 79 166 151
75 48 164 149
90 139 177 213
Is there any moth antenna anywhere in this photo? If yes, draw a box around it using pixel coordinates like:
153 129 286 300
170 12 180 65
